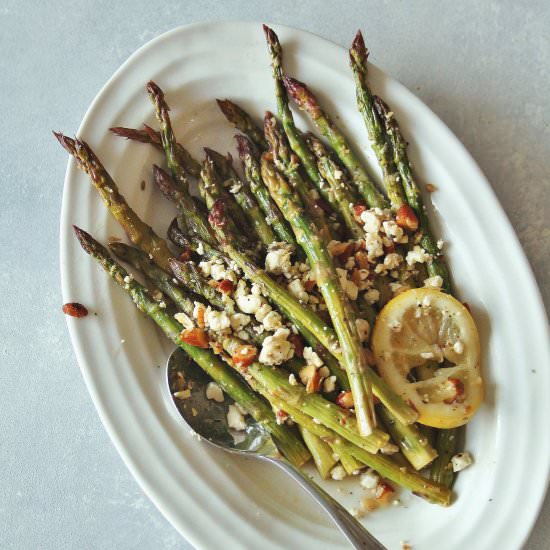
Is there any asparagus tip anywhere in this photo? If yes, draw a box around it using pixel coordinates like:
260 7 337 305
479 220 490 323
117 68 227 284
282 75 319 115
146 80 170 115
53 131 76 154
234 134 251 158
152 164 177 198
72 225 106 258
262 24 278 46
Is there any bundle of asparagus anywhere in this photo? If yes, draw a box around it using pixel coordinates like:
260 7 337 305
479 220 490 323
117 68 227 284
56 25 483 513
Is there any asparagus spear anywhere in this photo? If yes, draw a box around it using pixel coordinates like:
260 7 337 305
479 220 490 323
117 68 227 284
109 124 201 177
264 112 334 241
53 133 173 269
73 226 310 467
349 31 407 209
235 135 298 246
283 75 387 209
203 148 277 247
263 25 343 218
304 133 364 239
259 154 377 436
216 99 268 151
430 428 461 488
373 97 451 291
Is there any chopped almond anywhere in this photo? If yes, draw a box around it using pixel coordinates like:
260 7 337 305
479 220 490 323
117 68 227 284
351 268 362 287
303 279 316 292
232 344 258 368
375 481 395 502
299 363 322 394
288 333 305 358
276 409 289 424
62 302 89 318
335 390 354 409
396 204 419 231
179 328 209 348
217 279 235 294
177 249 192 262
355 250 370 269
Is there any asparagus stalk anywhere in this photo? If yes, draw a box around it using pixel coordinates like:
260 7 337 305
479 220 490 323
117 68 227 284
349 32 406 209
235 135 298 247
263 25 343 218
73 226 310 467
377 405 437 471
264 112 334 242
259 154 377 436
109 124 201 177
373 97 451 291
262 382 451 505
53 133 173 269
298 426 338 480
430 428 461 488
283 75 388 209
216 99 268 151
204 148 277 247
304 133 364 239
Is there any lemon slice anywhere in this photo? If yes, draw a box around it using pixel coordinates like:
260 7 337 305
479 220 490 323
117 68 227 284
372 288 483 428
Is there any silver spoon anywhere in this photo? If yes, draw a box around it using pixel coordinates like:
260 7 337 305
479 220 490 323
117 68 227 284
167 348 387 550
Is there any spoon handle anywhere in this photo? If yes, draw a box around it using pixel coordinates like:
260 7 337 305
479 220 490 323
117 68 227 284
273 459 388 549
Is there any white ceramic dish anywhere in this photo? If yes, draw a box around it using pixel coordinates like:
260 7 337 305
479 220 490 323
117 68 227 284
59 21 550 550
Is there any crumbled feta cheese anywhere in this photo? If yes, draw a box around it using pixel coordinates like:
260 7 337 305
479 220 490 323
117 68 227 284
210 263 226 281
437 239 444 250
303 347 324 367
420 351 434 359
360 210 382 234
330 465 347 481
360 469 380 489
227 404 247 431
424 275 443 288
262 310 282 331
205 382 224 403
196 241 204 255
356 319 371 342
384 253 403 270
174 312 194 329
123 274 133 284
198 259 214 277
364 232 384 260
205 308 231 332
229 182 242 194
288 373 299 386
173 389 191 400
364 288 380 305
453 340 464 354
265 242 294 275
236 293 263 314
230 313 251 331
383 220 407 243
250 283 263 296
288 279 309 303
406 245 432 266
451 452 473 472
336 268 359 300
255 302 273 322
258 328 294 365
158 301 166 309
334 169 343 180
323 375 337 393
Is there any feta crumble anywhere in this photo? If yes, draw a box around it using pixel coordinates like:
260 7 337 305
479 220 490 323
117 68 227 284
205 382 224 403
451 452 473 472
227 404 247 431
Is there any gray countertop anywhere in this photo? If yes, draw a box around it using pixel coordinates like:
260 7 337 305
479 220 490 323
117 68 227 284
1 1 548 548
